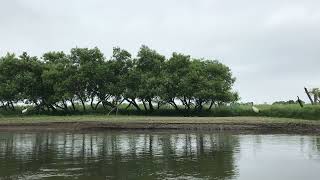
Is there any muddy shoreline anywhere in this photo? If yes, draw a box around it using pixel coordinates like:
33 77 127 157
0 121 320 134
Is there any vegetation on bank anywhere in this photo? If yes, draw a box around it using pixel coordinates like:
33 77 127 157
0 45 238 114
1 46 318 121
0 115 319 125
1 104 320 120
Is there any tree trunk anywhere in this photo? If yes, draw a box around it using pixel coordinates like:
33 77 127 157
9 101 15 111
49 104 57 112
94 101 102 110
62 100 69 112
197 100 203 111
208 100 215 110
125 102 132 109
169 100 179 111
79 98 86 112
54 103 65 110
33 100 41 113
148 98 154 111
304 87 314 105
90 97 95 110
70 99 76 111
130 99 141 111
314 95 318 105
107 99 125 115
187 99 191 110
297 96 304 108
142 100 148 111
183 97 188 109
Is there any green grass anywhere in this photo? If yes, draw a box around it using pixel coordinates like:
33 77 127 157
0 104 320 120
0 115 320 125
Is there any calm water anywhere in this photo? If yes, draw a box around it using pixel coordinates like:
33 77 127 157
0 131 320 180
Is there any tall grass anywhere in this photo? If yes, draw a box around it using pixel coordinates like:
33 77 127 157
1 104 320 120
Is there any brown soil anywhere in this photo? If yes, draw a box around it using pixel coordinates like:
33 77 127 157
0 121 320 134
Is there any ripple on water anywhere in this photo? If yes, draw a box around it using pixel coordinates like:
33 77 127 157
0 131 319 180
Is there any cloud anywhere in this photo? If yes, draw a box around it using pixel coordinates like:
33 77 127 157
0 0 319 103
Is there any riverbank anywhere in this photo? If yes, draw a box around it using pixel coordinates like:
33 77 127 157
0 115 320 134
2 104 320 120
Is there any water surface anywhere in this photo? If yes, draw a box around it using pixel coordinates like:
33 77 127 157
0 131 319 180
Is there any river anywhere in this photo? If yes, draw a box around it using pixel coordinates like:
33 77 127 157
0 131 319 179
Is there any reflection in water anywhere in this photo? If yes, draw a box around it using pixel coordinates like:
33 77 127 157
0 132 320 180
0 132 239 180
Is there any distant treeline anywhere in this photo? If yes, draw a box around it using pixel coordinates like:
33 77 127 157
0 45 238 114
272 100 305 105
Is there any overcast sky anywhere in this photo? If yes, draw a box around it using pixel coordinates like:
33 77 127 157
1 0 319 103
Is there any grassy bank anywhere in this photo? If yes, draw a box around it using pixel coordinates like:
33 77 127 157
0 115 320 125
1 104 320 120
1 116 320 134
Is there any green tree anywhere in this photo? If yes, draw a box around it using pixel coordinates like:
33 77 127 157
162 53 192 111
163 53 238 113
94 47 133 112
42 51 78 112
201 59 238 109
69 47 105 111
0 45 239 114
134 45 166 112
0 53 20 110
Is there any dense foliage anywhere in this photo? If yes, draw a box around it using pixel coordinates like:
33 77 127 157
0 46 238 114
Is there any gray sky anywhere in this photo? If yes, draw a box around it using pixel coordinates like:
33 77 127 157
1 0 319 103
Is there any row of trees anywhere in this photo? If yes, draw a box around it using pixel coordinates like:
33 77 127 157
0 46 238 113
272 100 305 105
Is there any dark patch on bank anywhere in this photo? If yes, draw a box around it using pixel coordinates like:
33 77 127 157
0 122 320 134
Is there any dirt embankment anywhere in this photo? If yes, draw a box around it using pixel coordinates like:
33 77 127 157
0 121 320 134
